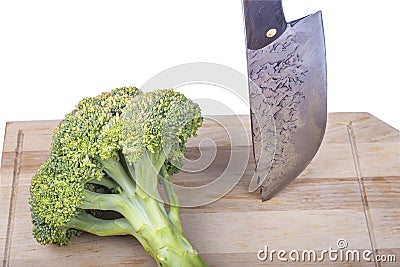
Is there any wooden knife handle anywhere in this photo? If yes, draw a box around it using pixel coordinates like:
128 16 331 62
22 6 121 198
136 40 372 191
243 0 287 50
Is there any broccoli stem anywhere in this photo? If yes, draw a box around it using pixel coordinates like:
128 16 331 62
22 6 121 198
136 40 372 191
81 190 150 231
66 212 132 236
80 187 206 265
84 150 206 266
99 158 136 197
89 175 118 190
160 165 183 233
66 212 154 258
124 196 207 267
127 150 165 197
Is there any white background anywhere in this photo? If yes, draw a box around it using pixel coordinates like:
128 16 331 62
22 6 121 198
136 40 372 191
1 0 399 161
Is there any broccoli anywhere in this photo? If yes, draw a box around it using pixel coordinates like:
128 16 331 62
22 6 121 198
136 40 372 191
29 87 207 266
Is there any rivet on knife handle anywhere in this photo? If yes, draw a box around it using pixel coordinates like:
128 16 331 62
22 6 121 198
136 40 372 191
243 0 286 50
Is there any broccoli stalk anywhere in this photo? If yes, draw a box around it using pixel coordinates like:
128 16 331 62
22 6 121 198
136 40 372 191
30 88 207 266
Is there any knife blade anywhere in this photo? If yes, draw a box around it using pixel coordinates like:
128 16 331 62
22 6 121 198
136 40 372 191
243 0 327 201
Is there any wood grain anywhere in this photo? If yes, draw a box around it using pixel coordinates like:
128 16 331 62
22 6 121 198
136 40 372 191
1 113 399 266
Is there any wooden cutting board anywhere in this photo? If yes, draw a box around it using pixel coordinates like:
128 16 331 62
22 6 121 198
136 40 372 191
1 113 399 266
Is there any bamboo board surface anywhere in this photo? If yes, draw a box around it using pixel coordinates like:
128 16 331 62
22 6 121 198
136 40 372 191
1 113 399 266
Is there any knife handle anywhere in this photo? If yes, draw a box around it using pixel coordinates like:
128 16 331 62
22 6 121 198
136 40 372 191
243 0 287 50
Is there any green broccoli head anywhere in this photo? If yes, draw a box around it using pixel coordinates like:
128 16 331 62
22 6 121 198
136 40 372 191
51 86 141 162
31 211 81 246
30 86 141 244
120 89 203 170
30 158 83 227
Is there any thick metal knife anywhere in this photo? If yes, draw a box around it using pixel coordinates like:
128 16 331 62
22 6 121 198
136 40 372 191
243 0 327 201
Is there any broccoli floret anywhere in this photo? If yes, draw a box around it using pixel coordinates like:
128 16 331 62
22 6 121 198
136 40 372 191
29 87 206 266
